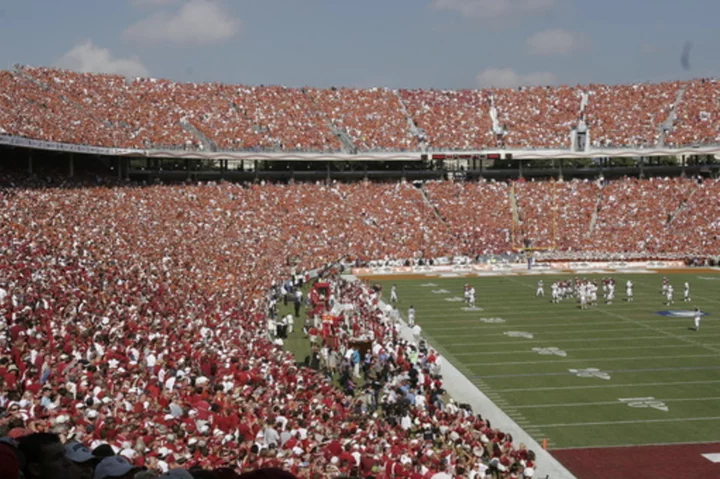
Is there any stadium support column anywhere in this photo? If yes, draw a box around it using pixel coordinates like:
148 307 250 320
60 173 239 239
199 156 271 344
27 150 33 175
639 156 645 179
681 155 686 177
68 153 74 178
518 159 523 179
558 158 564 180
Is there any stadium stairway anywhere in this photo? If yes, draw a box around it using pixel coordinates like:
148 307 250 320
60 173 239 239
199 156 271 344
418 185 447 223
509 184 522 247
180 119 217 151
393 90 426 146
301 88 358 153
331 126 358 154
667 181 699 226
488 94 504 135
657 84 688 147
588 188 603 234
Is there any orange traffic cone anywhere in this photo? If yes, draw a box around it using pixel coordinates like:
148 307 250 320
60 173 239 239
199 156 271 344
542 438 548 450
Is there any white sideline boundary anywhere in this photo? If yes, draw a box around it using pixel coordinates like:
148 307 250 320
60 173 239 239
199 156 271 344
343 274 577 479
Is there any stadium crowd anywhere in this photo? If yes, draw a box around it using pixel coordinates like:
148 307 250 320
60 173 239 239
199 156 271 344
583 81 681 148
492 86 581 149
1 173 719 479
1 177 555 479
4 66 720 152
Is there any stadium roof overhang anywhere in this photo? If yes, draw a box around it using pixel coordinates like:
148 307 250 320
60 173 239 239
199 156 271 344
2 134 719 161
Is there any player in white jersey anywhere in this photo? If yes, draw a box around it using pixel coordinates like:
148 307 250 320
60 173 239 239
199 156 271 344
468 286 476 308
536 280 544 297
684 282 691 302
626 280 634 302
551 282 559 303
408 305 416 326
606 280 615 305
390 284 398 303
693 307 702 331
665 285 674 305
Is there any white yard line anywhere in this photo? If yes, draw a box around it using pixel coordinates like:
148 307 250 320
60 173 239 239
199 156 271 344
453 343 698 357
536 416 720 428
463 353 719 367
445 333 720 346
514 396 720 409
425 320 626 330
474 365 720 379
494 379 720 392
430 326 646 335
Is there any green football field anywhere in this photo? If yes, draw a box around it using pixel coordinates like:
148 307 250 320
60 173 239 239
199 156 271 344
374 272 720 450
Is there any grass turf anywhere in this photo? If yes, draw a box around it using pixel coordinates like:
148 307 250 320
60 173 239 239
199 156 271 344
374 272 720 450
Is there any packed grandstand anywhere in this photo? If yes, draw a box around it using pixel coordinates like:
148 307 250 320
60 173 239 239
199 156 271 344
1 63 720 479
1 66 720 152
0 170 719 479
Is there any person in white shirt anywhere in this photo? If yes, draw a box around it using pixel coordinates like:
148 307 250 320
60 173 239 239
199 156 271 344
694 307 703 331
412 324 422 343
606 281 615 305
407 306 416 326
626 280 634 302
684 282 691 302
665 285 674 305
536 280 544 297
390 284 398 303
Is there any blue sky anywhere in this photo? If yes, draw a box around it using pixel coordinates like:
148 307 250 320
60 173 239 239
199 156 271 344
0 0 718 89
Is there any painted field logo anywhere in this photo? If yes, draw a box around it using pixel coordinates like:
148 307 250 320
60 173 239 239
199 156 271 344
619 397 669 412
657 310 710 318
479 317 505 324
432 289 450 294
504 331 534 339
444 297 464 302
421 283 438 287
569 368 610 380
532 347 567 357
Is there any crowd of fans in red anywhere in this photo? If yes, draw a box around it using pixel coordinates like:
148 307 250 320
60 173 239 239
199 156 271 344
1 174 719 478
1 66 719 152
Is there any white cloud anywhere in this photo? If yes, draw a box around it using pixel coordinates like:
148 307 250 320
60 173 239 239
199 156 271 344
124 0 240 45
527 29 588 56
55 40 149 77
431 0 556 20
475 68 557 88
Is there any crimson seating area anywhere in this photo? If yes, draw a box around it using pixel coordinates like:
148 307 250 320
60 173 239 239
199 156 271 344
1 175 720 478
1 66 719 151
